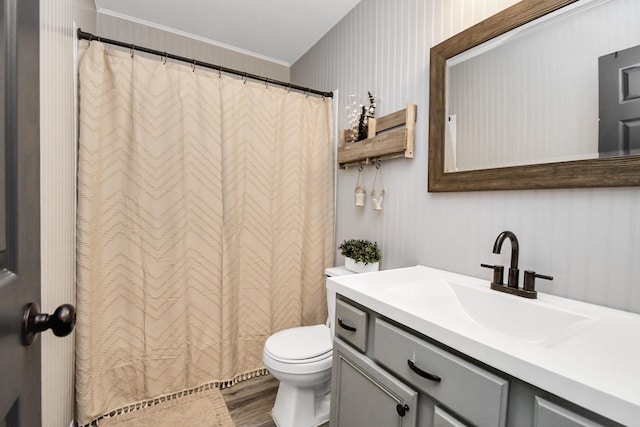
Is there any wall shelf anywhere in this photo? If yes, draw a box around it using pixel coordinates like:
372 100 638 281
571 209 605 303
338 103 416 168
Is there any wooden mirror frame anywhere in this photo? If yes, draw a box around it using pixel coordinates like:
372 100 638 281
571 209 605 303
428 0 640 192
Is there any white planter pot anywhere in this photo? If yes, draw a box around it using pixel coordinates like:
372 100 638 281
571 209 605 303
345 257 379 273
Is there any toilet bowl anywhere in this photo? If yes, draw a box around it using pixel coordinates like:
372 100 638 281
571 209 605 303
262 267 352 427
264 325 333 427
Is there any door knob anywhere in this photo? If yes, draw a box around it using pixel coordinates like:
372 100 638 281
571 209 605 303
21 302 76 346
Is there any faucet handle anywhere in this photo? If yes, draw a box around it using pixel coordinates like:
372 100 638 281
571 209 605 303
523 270 553 292
481 263 505 286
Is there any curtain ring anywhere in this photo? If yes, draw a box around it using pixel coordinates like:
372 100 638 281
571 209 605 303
305 89 310 98
88 34 93 45
243 73 248 84
286 85 291 94
130 44 134 58
265 80 269 90
218 67 222 78
161 53 167 66
192 59 196 72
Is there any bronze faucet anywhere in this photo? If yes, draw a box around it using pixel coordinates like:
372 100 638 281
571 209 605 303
482 231 552 299
493 231 520 288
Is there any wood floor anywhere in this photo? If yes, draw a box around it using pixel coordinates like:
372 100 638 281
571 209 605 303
220 374 329 427
220 374 279 427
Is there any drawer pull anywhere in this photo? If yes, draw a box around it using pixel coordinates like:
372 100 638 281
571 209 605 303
407 359 441 383
337 318 357 332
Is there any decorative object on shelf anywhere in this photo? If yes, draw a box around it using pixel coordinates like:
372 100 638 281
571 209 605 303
354 165 366 207
347 92 377 142
338 103 416 168
371 160 385 211
338 239 381 273
346 95 359 143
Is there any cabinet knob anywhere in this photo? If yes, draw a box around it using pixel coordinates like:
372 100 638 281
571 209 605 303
396 404 409 417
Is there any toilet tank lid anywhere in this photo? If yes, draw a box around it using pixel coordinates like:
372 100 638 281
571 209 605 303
325 266 355 277
265 324 331 361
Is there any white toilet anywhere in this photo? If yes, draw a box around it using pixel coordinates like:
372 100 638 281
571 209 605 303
263 266 353 427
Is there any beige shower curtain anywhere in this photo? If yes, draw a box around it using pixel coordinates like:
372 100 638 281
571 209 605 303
76 41 334 425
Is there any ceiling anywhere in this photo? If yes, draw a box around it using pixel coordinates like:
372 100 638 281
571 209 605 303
95 0 361 66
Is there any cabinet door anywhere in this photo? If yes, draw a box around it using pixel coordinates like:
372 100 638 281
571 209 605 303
534 397 604 427
434 406 470 427
331 339 418 427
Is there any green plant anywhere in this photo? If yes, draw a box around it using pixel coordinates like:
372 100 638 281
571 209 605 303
338 239 381 265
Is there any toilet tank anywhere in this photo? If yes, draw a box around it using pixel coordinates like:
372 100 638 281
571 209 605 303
324 266 355 338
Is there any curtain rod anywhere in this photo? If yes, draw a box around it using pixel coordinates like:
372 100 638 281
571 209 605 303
77 29 333 99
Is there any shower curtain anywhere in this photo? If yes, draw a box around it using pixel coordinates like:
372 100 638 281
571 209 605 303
75 41 334 425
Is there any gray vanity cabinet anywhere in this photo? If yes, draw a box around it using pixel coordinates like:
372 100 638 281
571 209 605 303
331 339 418 427
330 297 505 427
330 296 622 427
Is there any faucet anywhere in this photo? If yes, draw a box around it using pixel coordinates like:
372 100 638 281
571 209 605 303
493 231 519 288
481 230 553 299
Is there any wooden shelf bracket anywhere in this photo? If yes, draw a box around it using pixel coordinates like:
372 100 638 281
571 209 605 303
338 103 416 168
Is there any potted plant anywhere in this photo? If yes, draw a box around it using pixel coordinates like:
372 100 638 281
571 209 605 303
338 239 381 273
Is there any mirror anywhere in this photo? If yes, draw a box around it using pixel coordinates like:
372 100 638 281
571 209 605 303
428 0 640 192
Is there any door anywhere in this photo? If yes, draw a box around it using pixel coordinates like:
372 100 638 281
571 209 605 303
330 340 418 427
0 0 42 425
598 44 640 157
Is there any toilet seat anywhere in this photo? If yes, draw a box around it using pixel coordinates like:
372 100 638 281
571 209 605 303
263 325 333 375
264 324 332 363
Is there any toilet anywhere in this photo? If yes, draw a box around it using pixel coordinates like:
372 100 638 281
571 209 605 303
263 266 353 427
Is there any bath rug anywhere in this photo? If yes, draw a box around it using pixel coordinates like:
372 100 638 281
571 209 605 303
98 387 234 427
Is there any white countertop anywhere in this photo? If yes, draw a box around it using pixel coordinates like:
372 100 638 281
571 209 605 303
327 265 640 426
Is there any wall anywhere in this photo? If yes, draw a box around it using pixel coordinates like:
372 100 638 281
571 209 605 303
292 0 640 314
74 0 97 34
40 0 83 425
95 13 290 82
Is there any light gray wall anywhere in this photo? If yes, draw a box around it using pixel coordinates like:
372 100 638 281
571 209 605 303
291 0 640 314
41 0 82 425
74 0 97 33
96 12 290 82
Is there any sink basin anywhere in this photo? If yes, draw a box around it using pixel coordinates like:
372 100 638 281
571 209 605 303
384 278 596 344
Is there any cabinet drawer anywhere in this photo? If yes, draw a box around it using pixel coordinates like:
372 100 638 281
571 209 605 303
373 319 508 427
335 299 368 352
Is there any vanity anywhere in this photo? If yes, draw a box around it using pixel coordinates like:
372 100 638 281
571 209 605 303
327 266 639 426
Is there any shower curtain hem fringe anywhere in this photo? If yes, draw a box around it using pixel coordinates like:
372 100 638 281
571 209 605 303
78 368 270 427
